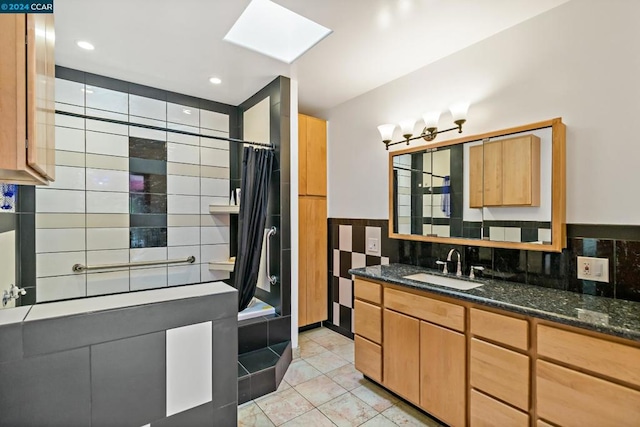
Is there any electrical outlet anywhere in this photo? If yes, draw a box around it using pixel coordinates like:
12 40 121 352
577 256 609 283
367 238 379 253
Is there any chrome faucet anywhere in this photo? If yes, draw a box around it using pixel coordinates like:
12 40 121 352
2 284 26 307
446 249 463 277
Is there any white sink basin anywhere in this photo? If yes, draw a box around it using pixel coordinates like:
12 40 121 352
403 273 484 290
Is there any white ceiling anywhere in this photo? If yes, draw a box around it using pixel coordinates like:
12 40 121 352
54 0 570 115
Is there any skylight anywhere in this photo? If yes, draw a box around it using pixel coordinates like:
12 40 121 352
224 0 332 64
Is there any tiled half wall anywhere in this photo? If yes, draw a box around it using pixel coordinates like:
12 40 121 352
328 218 640 338
32 68 236 302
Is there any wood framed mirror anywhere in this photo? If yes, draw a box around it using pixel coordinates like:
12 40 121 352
389 118 566 252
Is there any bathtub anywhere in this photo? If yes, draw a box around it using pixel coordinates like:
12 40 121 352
238 297 275 321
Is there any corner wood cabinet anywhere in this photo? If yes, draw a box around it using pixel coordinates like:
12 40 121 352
0 14 56 185
352 277 640 427
469 134 540 208
298 114 327 327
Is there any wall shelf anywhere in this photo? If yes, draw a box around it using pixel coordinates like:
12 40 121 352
209 205 239 214
209 258 235 272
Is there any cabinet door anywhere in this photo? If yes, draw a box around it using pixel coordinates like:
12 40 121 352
27 14 55 180
305 116 327 196
303 197 327 325
298 199 308 326
298 115 308 195
482 140 502 206
468 144 484 208
383 309 420 404
502 135 539 206
420 322 466 427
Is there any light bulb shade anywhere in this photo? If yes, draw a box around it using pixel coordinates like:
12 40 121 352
377 124 396 142
422 111 441 129
449 102 470 122
399 119 416 137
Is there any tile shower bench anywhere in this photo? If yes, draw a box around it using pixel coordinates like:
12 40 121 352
0 281 238 427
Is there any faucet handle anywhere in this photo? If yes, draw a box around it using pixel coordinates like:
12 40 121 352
469 266 485 280
435 260 448 274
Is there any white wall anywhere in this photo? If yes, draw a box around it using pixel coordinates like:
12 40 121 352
324 0 640 225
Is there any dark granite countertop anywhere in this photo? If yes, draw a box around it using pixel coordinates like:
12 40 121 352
349 263 640 342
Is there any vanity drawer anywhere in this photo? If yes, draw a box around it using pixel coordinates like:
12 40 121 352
537 324 640 386
354 279 381 304
354 299 382 344
470 338 530 410
354 335 382 382
537 360 640 427
470 308 528 350
470 389 529 427
384 288 464 332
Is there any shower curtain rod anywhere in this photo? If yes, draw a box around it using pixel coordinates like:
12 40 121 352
55 110 276 150
393 165 446 179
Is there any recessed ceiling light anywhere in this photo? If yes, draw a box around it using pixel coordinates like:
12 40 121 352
183 109 192 115
224 0 332 64
76 40 95 50
209 77 222 85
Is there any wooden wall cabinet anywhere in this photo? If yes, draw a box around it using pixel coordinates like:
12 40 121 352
0 14 55 185
298 114 327 197
298 197 327 326
298 114 327 327
469 134 540 207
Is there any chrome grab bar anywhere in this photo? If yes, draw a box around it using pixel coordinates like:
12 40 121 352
266 226 277 285
72 256 196 273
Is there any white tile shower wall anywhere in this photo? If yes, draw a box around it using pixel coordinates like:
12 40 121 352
34 77 231 302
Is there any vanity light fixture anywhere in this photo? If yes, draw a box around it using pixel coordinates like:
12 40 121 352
76 40 95 50
378 102 470 150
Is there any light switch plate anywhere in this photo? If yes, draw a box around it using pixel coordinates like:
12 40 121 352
577 256 609 283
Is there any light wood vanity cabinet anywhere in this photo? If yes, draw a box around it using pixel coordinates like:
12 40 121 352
469 134 540 207
0 14 55 185
352 277 640 427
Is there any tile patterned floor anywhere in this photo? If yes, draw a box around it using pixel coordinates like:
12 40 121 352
238 327 445 427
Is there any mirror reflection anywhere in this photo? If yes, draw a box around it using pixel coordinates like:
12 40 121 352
392 126 553 245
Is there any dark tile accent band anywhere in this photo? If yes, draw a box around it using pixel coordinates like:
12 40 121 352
568 224 640 241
